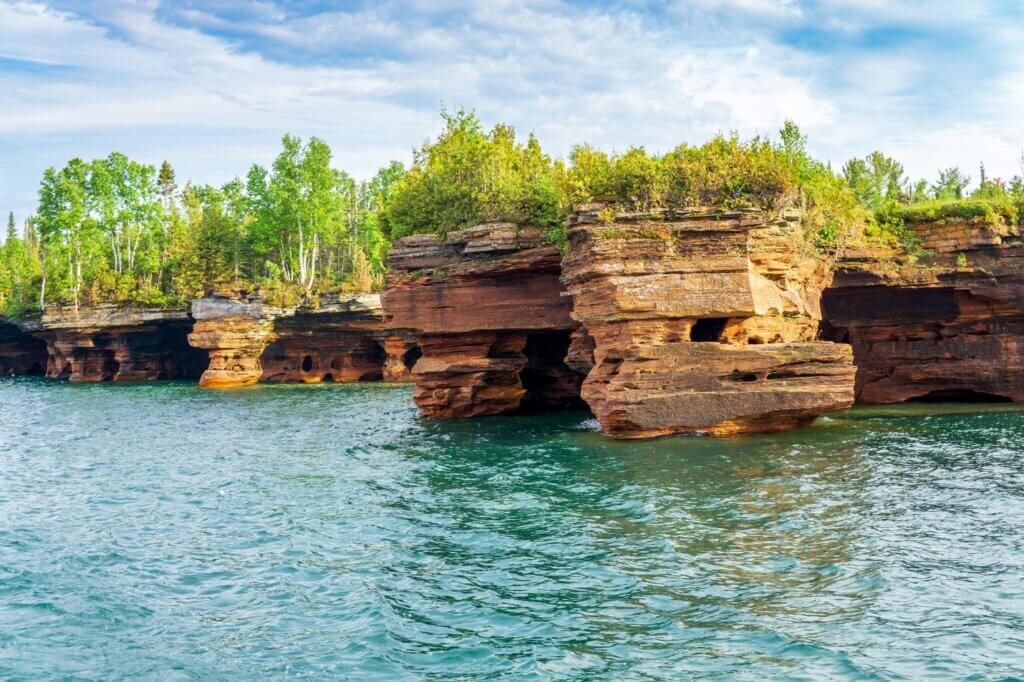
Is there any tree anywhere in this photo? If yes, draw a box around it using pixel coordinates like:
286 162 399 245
380 109 563 239
5 212 15 243
842 151 905 210
158 161 177 200
931 167 971 200
247 135 345 292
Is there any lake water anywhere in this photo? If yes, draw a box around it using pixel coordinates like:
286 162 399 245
1 378 1023 680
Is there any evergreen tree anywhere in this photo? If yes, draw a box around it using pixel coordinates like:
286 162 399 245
158 161 177 208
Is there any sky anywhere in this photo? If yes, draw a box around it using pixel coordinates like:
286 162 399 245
2 0 1024 224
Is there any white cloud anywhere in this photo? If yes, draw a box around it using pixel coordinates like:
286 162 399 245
0 0 1023 219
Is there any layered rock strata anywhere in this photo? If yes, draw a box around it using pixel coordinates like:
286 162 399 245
562 204 856 438
261 295 404 384
189 296 280 388
0 319 47 376
823 216 1024 403
189 293 418 388
384 223 585 417
36 305 208 382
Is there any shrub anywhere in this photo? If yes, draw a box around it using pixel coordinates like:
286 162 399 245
878 197 1017 227
380 110 566 240
561 122 864 253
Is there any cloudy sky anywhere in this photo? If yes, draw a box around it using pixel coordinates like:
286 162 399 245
2 0 1024 222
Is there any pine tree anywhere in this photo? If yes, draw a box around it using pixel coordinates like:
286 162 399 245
5 211 15 243
158 161 177 208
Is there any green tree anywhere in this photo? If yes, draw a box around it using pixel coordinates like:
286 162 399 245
247 135 345 292
931 167 971 199
158 161 177 205
842 151 906 209
380 109 564 239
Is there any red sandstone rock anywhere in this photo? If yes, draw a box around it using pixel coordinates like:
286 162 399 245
382 335 421 382
189 293 419 388
189 296 277 388
0 319 47 376
37 305 206 382
562 204 855 437
823 221 1024 404
384 223 583 418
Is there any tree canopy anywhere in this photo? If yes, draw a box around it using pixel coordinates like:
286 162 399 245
2 111 1023 318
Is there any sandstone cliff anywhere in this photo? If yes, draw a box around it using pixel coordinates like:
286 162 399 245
562 204 855 437
36 305 208 382
189 293 418 389
823 216 1024 403
0 319 47 376
384 223 584 417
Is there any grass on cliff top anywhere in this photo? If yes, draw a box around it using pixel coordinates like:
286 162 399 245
378 112 864 253
877 197 1018 227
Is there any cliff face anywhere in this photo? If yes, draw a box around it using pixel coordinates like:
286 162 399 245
823 218 1024 403
189 296 278 388
384 223 584 417
189 293 418 388
0 319 47 376
261 295 400 383
562 205 855 438
37 305 208 382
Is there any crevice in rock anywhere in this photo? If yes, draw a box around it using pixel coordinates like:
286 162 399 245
517 330 586 414
908 390 1012 403
690 317 729 342
403 345 422 371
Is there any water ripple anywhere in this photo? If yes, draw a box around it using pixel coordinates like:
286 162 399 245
1 377 1023 679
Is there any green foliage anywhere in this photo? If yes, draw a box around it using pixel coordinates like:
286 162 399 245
879 197 1017 226
842 151 905 210
1 137 398 318
380 109 565 239
562 121 862 253
0 215 42 317
8 111 1024 317
932 167 971 200
562 134 798 211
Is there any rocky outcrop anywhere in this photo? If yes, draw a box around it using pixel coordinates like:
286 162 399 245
384 223 585 417
0 319 47 376
261 295 398 384
562 204 856 438
823 218 1024 403
189 296 279 388
36 305 208 382
189 293 418 388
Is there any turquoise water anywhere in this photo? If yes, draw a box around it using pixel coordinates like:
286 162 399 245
1 379 1023 680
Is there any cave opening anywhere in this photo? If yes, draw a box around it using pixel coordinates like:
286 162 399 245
322 373 334 383
908 390 1012 403
691 318 728 342
357 341 388 382
370 342 387 366
0 321 49 377
517 331 587 414
100 353 120 382
301 355 314 372
403 345 423 371
162 321 210 379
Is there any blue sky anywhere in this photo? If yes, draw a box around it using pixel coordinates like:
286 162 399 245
2 0 1024 224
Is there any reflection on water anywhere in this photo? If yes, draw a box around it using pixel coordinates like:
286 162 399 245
1 377 1023 679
